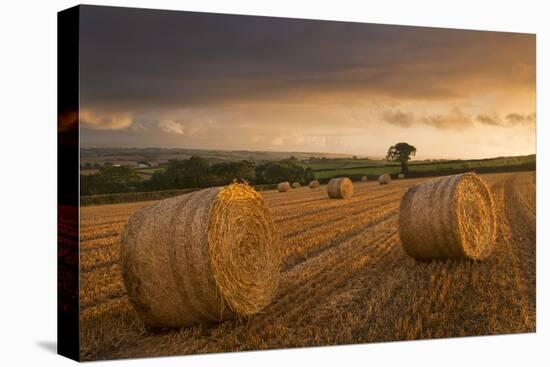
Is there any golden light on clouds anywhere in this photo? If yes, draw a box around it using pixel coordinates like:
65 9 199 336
80 110 133 130
79 7 536 159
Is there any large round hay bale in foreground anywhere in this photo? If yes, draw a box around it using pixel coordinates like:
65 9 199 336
291 182 301 188
277 182 291 192
327 177 354 199
398 173 405 179
121 183 281 328
361 176 368 181
378 174 391 185
309 180 320 189
399 173 496 261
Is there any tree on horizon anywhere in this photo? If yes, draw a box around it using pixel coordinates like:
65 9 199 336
386 142 417 173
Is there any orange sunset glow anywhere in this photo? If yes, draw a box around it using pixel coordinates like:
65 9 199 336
79 7 535 159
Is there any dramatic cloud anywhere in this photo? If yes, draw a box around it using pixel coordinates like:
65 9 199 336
381 108 490 130
476 112 536 127
477 113 503 126
80 109 133 130
79 6 535 111
381 110 415 127
420 108 472 130
158 120 185 135
506 112 536 125
382 109 501 130
77 5 536 158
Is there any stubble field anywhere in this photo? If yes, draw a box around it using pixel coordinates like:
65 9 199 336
76 171 536 361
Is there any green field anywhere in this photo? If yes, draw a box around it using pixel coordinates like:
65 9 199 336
82 147 535 182
82 152 535 183
297 158 396 171
81 153 535 205
308 155 535 179
80 147 358 166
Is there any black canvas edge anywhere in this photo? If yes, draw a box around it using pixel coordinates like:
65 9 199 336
58 5 80 362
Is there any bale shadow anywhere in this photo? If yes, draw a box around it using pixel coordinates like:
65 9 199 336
36 340 57 354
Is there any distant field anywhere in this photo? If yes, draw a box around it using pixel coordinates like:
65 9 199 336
80 147 359 166
135 168 163 175
134 168 164 180
79 154 535 205
81 154 535 182
310 155 535 180
298 159 399 171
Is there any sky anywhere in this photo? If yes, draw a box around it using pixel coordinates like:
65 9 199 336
79 5 536 159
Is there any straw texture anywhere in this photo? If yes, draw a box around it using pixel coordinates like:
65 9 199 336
398 173 496 261
278 182 291 192
120 183 280 328
378 174 391 185
327 177 354 199
309 180 320 189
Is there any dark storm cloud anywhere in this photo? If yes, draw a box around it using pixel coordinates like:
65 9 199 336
420 108 472 130
79 5 535 114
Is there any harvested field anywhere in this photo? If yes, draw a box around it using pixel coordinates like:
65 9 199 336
78 171 536 361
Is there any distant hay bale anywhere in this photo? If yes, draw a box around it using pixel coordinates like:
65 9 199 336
277 182 291 192
378 174 391 185
309 180 320 189
121 183 281 328
398 173 405 179
291 182 301 188
361 176 368 181
398 173 496 261
327 177 354 199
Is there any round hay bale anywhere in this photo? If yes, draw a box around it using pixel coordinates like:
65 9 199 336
309 180 320 189
121 183 281 328
398 173 405 179
378 174 391 185
361 176 368 181
291 182 301 189
277 182 291 192
398 173 496 261
327 177 354 199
